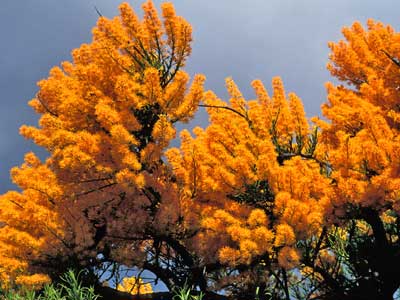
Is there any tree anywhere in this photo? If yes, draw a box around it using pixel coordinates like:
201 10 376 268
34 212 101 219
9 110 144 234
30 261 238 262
1 1 400 299
0 0 206 296
166 76 329 299
307 19 400 300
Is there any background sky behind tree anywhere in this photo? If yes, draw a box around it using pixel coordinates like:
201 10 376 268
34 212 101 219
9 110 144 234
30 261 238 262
1 0 400 192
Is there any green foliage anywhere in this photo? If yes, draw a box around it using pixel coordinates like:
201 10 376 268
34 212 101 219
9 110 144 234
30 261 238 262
172 282 204 300
0 288 36 300
0 270 100 300
40 284 64 300
56 270 99 300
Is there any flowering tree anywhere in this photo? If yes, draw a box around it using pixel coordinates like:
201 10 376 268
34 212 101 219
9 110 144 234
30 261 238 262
165 76 329 299
1 1 400 300
308 20 400 300
0 0 205 296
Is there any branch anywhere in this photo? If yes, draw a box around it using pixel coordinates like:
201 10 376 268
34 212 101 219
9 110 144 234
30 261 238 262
36 94 59 117
381 49 400 68
282 269 290 300
361 207 389 249
311 226 328 264
94 6 103 17
75 182 117 197
199 104 249 122
142 261 178 291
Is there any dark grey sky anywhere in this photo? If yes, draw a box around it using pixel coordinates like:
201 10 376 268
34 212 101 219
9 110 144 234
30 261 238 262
1 0 400 192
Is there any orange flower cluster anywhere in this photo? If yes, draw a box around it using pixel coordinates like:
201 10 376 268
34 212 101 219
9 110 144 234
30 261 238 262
0 154 63 287
167 77 330 268
316 20 400 218
0 0 204 287
117 275 153 295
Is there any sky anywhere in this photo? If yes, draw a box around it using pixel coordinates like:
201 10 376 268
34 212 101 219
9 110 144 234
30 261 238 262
1 0 400 193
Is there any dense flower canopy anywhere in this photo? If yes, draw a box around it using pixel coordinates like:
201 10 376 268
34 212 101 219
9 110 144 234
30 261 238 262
166 77 329 269
317 20 400 217
1 1 400 299
0 0 204 287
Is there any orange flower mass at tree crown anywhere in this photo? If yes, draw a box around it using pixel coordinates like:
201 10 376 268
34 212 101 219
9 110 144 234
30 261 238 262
1 1 400 299
0 0 205 288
